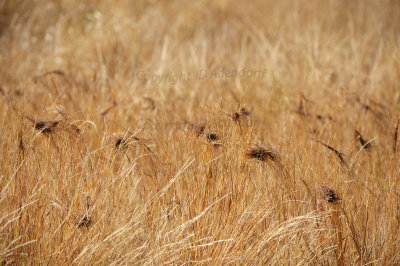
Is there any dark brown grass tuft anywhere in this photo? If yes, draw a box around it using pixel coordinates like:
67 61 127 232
199 129 222 148
205 131 219 141
246 145 279 163
228 106 250 122
319 185 341 204
228 111 240 122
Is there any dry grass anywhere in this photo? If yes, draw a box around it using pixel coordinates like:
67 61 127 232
1 0 400 265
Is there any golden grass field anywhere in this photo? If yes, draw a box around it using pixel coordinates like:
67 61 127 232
1 0 400 265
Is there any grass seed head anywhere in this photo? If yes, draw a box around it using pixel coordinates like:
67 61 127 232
229 111 241 122
319 185 341 204
26 116 61 134
206 131 219 141
354 129 371 150
228 107 250 122
186 121 206 137
34 120 59 134
246 145 279 162
77 215 92 228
